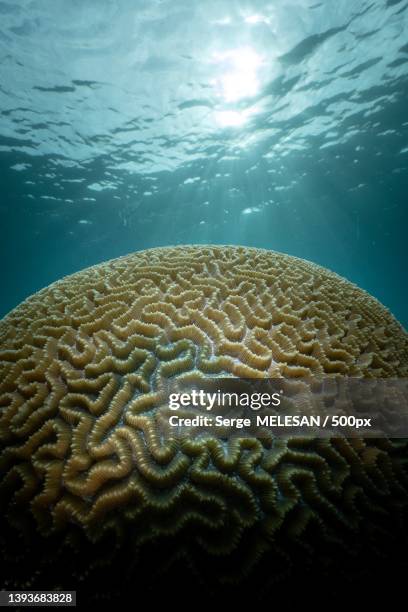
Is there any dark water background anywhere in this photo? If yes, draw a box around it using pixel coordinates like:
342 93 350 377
0 0 407 326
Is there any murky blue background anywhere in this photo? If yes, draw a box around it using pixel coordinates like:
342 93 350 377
0 0 407 326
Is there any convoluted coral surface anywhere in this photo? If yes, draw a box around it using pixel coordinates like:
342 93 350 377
0 245 407 595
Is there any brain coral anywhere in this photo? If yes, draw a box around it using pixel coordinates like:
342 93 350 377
0 245 407 597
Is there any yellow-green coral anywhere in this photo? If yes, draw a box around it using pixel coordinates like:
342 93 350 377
0 245 407 587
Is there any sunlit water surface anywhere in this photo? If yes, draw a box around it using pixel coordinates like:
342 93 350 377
0 0 407 325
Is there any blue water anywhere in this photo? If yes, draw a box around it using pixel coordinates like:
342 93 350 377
0 0 407 326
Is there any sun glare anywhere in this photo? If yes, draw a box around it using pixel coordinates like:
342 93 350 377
212 47 263 103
